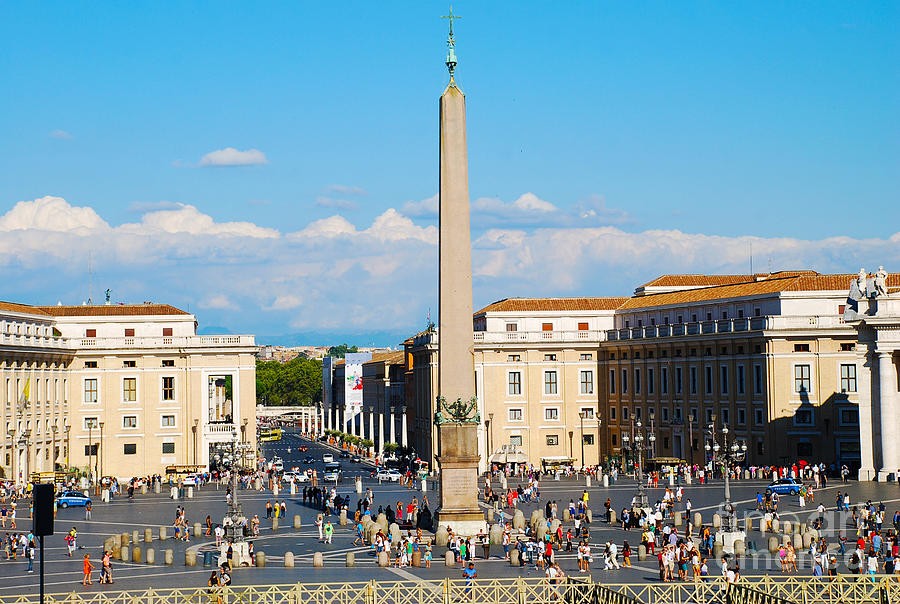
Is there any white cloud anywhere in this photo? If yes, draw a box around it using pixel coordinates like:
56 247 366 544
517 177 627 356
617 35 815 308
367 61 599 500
266 295 302 311
120 203 279 238
199 147 268 167
199 294 238 310
474 192 558 215
49 129 73 140
401 194 438 217
0 196 109 233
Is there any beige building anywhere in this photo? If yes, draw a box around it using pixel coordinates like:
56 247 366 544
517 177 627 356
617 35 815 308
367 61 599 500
1 301 257 482
405 270 899 478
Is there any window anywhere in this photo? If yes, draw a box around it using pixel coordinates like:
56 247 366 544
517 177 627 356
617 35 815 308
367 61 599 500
579 353 592 361
622 407 629 421
123 360 136 368
84 444 98 455
839 408 859 425
609 370 616 394
609 353 615 360
840 343 855 352
509 435 523 446
162 377 175 401
583 434 595 445
123 416 137 429
840 364 857 393
162 442 175 454
578 322 589 331
507 354 521 362
720 366 729 395
162 359 175 367
663 437 670 449
705 409 713 423
704 366 713 395
690 367 698 395
662 408 670 422
648 368 655 395
506 323 518 332
794 343 810 353
83 417 98 430
675 367 683 394
795 409 814 426
720 409 730 425
737 408 746 425
84 361 98 369
544 371 558 395
635 407 642 420
123 378 137 402
610 407 617 421
634 368 641 394
161 415 176 427
124 443 137 455
542 323 553 332
546 434 559 446
162 328 173 337
661 367 668 394
85 329 96 338
508 372 522 395
794 365 811 393
124 328 135 337
754 365 763 395
706 312 712 321
580 407 595 419
544 354 557 361
544 408 559 421
580 370 594 394
84 378 98 403
611 433 618 446
621 369 628 394
508 409 523 421
757 441 764 455
737 365 745 395
754 409 764 425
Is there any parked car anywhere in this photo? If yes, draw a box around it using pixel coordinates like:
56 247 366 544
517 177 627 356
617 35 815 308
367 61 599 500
282 471 310 484
272 458 284 472
323 462 343 483
322 454 334 463
57 491 92 508
376 469 402 482
765 477 802 496
182 474 201 487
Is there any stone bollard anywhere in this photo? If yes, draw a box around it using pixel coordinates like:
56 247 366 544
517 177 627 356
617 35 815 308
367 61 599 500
132 546 142 564
713 542 723 559
768 536 779 554
586 475 592 488
445 551 455 567
563 509 572 522
141 484 148 495
293 515 302 529
435 526 450 546
792 533 803 550
744 516 753 534
712 513 722 529
284 552 294 568
313 552 323 568
377 551 389 567
256 551 265 567
510 549 520 566
153 482 160 494
290 482 296 496
744 470 750 480
772 519 780 534
783 521 792 534
609 509 617 525
530 510 544 530
194 523 202 537
674 511 683 526
734 540 745 556
185 550 197 567
490 524 503 545
389 523 401 542
340 510 348 526
164 549 174 565
272 517 279 531
802 533 814 548
586 509 593 523
487 509 494 523
132 530 140 545
638 544 647 561
782 534 791 546
146 548 155 565
346 552 355 567
376 513 388 530
120 545 130 563
144 528 153 543
171 486 179 500
759 518 767 533
550 518 561 536
793 522 802 535
121 532 131 547
512 510 525 530
187 486 194 499
159 526 167 540
603 474 609 487
536 523 548 541
412 550 422 567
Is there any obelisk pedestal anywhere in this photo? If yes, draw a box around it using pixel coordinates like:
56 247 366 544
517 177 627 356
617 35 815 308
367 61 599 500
435 423 486 535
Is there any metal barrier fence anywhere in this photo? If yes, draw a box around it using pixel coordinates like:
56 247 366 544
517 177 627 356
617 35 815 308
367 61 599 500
12 576 900 604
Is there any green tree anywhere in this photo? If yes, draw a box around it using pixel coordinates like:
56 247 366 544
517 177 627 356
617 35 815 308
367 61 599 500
326 343 359 359
256 357 322 406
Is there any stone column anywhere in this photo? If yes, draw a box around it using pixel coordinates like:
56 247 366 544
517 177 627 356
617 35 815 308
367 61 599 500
378 413 385 453
368 410 375 443
400 407 408 447
878 351 900 481
389 407 396 445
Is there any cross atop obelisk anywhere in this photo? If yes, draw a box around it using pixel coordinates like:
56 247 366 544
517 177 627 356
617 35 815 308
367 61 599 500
434 6 486 538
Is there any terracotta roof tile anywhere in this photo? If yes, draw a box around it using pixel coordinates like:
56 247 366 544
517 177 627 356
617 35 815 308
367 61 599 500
475 297 629 314
639 275 756 288
366 350 405 365
36 304 190 317
0 301 50 316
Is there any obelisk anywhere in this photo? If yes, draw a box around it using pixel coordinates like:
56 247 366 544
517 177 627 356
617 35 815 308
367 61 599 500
434 8 486 536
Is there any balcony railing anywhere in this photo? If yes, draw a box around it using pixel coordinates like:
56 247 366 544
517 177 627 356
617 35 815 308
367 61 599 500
473 330 606 344
0 334 72 350
72 335 256 349
605 315 846 342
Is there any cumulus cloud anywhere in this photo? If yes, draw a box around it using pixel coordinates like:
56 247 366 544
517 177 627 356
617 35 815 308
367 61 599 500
3 194 900 339
402 194 438 217
49 129 73 140
199 147 268 167
474 192 558 215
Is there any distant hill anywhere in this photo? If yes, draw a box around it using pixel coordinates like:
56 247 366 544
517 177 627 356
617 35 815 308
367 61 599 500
198 325 235 335
257 330 411 348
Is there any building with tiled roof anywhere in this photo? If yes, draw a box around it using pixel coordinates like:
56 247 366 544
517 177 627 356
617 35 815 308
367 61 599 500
1 300 256 483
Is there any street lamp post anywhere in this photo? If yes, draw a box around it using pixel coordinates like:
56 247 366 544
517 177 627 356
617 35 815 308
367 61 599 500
51 424 58 471
192 419 199 466
65 424 71 470
622 420 655 509
578 411 586 470
705 422 748 533
487 413 494 463
98 421 104 484
596 416 603 469
88 421 94 485
568 430 574 461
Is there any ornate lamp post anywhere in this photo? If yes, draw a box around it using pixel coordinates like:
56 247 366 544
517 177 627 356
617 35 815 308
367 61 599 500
596 416 603 469
98 421 104 484
705 422 747 533
486 412 494 464
65 423 71 470
578 411 586 470
88 421 94 485
223 425 254 560
52 423 59 471
192 419 199 467
622 420 655 508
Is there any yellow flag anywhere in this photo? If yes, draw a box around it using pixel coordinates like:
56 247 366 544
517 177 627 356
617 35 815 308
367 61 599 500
19 379 30 406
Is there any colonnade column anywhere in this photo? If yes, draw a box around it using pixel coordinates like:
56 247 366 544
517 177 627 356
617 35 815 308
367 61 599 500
378 413 385 455
368 411 374 444
878 351 900 481
389 407 396 445
400 406 408 447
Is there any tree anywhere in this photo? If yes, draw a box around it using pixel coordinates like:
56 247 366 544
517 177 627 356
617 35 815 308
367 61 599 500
256 357 322 406
326 343 359 359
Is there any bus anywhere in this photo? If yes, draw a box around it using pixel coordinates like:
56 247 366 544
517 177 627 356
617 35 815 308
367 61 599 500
259 427 284 442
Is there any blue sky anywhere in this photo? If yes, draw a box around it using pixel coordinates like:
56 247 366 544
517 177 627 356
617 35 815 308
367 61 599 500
1 2 898 344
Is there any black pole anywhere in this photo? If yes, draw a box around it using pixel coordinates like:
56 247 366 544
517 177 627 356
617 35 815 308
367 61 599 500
39 535 44 604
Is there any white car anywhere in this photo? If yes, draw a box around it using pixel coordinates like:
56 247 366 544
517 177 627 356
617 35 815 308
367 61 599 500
182 474 200 487
322 453 334 463
271 457 285 472
281 471 309 484
376 469 402 482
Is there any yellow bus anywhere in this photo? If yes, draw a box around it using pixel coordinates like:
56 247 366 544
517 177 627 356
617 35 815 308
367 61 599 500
259 428 284 442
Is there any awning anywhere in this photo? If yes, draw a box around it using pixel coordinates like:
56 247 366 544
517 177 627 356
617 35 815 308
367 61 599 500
489 446 528 464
